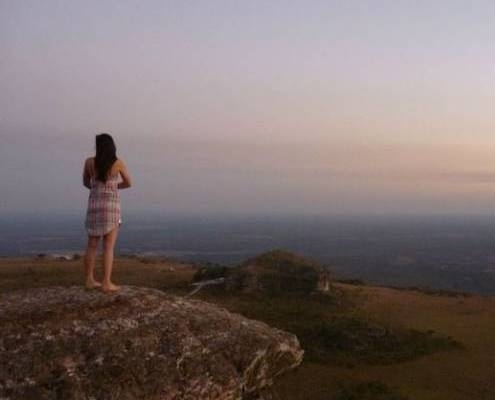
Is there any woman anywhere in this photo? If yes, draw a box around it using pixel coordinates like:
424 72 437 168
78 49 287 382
83 133 132 292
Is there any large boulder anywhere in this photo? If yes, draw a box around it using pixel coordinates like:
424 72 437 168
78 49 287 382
0 286 303 400
226 250 331 295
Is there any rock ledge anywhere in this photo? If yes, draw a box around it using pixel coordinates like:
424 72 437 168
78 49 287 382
0 286 303 400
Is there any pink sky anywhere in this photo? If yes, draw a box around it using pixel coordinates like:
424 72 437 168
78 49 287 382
2 1 495 215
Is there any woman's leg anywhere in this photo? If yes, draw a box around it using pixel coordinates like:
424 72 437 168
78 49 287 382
102 227 120 292
84 235 101 288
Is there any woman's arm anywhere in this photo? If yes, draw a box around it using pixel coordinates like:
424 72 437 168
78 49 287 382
82 158 92 189
117 159 132 189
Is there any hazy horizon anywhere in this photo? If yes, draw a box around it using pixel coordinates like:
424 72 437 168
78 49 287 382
3 1 495 216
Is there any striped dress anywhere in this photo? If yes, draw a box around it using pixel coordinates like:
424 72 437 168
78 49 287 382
85 174 121 236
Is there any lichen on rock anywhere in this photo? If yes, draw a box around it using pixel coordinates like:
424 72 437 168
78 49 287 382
0 286 303 400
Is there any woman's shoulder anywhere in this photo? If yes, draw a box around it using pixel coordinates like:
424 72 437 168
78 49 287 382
114 158 127 169
108 158 124 174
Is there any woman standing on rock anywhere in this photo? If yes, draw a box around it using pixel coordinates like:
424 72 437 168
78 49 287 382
83 133 132 292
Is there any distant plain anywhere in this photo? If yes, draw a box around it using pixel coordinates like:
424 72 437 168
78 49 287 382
3 214 495 294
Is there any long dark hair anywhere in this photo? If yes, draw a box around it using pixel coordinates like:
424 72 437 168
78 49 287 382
94 133 117 182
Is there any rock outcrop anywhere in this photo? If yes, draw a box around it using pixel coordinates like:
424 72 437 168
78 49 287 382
226 249 331 295
0 286 303 400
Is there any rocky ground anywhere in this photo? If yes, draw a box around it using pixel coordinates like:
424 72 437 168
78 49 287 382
0 285 303 400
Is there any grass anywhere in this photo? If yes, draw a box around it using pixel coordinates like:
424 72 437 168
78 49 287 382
2 257 495 399
274 284 495 400
195 288 460 367
0 256 196 294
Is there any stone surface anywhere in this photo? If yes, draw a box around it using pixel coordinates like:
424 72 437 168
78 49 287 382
226 250 331 295
0 286 303 400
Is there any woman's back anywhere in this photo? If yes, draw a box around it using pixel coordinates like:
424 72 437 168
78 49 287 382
83 133 131 293
85 158 121 237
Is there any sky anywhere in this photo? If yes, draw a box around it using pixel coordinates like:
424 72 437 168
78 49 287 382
2 0 495 216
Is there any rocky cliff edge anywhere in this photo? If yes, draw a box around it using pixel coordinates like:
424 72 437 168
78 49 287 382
0 286 303 400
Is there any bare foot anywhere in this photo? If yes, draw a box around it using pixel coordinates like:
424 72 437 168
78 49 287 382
85 280 102 290
101 282 121 293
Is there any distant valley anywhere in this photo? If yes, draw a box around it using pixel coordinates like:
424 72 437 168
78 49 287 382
2 214 495 294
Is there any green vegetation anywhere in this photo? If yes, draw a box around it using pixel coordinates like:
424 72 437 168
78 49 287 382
308 316 460 365
197 288 460 366
227 249 330 294
195 250 460 366
242 249 322 270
